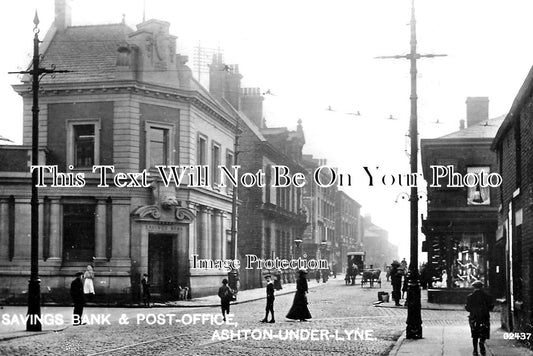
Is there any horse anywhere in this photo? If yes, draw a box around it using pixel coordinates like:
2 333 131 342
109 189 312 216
361 269 381 288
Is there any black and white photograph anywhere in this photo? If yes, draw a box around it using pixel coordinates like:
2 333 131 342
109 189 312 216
0 1 533 355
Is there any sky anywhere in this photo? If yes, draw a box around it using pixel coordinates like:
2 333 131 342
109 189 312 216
2 0 533 261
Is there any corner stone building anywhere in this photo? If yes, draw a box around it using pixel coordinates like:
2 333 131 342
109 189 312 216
0 3 238 299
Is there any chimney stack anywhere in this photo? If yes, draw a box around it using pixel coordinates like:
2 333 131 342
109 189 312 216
241 88 264 128
459 119 465 130
55 0 72 32
209 54 242 110
466 97 489 127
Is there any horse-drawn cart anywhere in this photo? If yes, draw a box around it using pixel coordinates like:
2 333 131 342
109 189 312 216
360 268 381 288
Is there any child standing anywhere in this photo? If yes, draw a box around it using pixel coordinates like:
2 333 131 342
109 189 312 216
260 275 275 323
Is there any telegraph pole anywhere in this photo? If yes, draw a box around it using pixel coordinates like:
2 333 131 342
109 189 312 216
376 0 446 339
228 119 240 291
230 119 240 260
8 11 70 332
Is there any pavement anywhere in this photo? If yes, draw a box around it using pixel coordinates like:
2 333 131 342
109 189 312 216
379 289 533 356
2 279 533 356
0 278 320 342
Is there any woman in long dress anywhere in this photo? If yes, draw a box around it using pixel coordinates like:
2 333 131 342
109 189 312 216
286 269 312 321
83 265 95 300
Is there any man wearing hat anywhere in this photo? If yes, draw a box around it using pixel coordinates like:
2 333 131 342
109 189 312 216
465 281 494 355
390 261 403 306
70 272 85 325
260 274 275 323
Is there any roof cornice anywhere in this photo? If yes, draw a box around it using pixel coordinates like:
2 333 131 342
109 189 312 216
12 80 237 130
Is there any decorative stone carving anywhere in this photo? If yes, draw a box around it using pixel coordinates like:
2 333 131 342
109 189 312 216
133 205 161 219
175 208 195 223
161 195 179 209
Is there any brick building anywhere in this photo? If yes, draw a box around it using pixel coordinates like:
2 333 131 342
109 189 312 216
421 97 503 303
0 1 239 299
301 155 337 269
207 55 308 289
334 191 362 274
492 68 533 331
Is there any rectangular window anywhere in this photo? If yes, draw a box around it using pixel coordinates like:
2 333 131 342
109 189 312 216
466 167 491 205
63 203 95 262
74 125 95 167
149 127 168 166
146 122 173 168
212 143 221 187
67 120 100 169
265 165 272 203
198 135 207 165
225 150 234 194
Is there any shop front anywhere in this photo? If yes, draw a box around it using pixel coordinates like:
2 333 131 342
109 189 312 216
422 215 497 304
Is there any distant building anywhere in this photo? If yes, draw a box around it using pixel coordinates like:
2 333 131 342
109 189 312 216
492 67 533 331
301 155 337 267
361 215 396 269
334 191 362 273
421 97 503 303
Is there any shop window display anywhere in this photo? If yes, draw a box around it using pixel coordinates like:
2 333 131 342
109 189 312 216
452 234 486 288
431 234 486 288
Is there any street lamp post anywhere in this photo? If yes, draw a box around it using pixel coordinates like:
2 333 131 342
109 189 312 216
375 0 446 339
8 13 71 332
27 12 43 332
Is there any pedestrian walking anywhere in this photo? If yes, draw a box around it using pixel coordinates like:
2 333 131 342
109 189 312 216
83 265 95 301
273 269 283 290
218 278 233 321
322 267 329 283
260 274 275 323
401 258 408 270
70 272 85 325
141 273 151 308
390 261 402 306
315 269 321 283
465 281 494 356
401 269 408 300
286 269 312 322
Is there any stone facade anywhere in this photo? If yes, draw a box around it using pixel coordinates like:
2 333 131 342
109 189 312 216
0 1 238 300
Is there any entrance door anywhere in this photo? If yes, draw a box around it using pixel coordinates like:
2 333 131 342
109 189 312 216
148 234 175 296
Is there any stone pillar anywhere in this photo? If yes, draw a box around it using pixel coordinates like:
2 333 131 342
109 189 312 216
48 197 62 264
94 198 107 262
0 198 9 260
111 198 131 267
220 212 227 260
212 210 222 260
199 206 209 259
14 198 32 259
206 207 213 259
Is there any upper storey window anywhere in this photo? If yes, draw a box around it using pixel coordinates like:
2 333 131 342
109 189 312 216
67 120 100 169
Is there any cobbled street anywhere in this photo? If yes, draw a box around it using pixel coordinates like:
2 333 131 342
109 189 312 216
0 279 470 356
